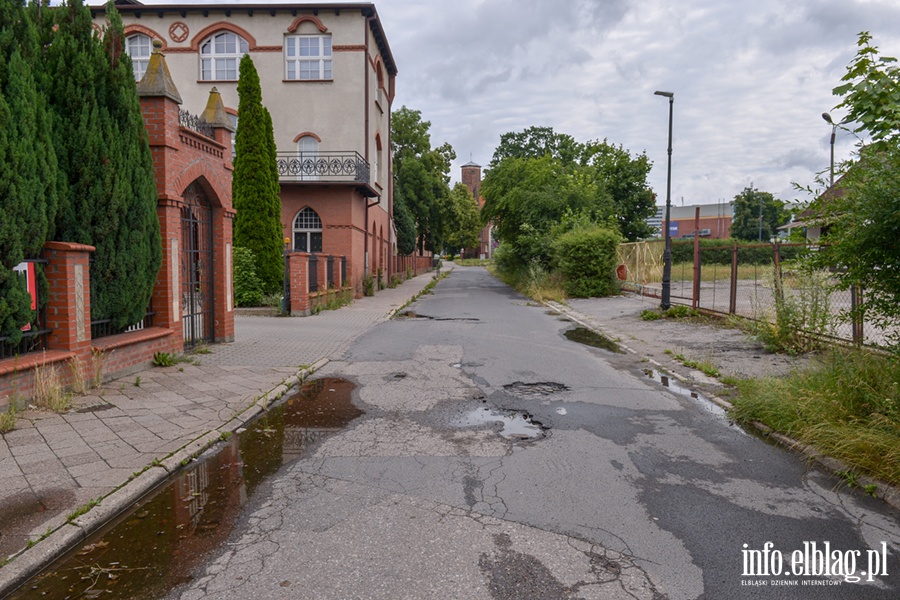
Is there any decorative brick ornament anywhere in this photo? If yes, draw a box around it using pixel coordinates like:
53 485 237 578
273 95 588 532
169 21 189 43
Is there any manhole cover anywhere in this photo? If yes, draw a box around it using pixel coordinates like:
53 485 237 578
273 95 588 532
503 381 568 397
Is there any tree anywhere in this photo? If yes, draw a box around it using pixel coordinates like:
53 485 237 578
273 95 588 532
489 126 582 167
391 106 454 254
392 195 417 256
814 32 900 343
232 54 283 293
0 0 58 343
442 183 481 257
37 0 160 329
730 186 788 241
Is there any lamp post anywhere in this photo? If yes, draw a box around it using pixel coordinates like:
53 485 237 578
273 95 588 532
654 90 674 310
822 112 836 189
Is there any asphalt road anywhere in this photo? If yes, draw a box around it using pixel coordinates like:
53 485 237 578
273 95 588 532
165 267 900 600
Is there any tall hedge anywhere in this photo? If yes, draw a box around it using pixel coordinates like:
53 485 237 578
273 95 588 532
0 0 58 343
36 0 160 328
233 55 283 293
552 225 621 298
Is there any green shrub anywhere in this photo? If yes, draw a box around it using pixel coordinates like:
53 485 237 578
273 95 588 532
551 225 621 298
363 273 375 297
752 268 834 354
233 247 264 307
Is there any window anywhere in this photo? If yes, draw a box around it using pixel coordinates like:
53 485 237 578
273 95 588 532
126 34 152 81
293 207 323 253
200 32 249 81
285 35 332 80
298 135 319 180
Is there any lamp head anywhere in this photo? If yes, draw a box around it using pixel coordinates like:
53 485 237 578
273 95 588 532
822 112 834 125
654 90 674 98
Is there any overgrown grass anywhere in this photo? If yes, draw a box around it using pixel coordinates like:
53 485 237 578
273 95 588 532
641 305 700 321
730 348 900 485
33 363 71 413
0 403 17 433
455 258 493 267
487 262 566 303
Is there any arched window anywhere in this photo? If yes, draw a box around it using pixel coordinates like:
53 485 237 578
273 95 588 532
126 34 152 81
200 32 249 81
293 207 323 253
298 135 319 181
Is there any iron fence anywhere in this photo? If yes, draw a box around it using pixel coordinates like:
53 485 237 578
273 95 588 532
0 258 50 360
341 256 347 286
90 312 155 341
618 240 893 348
309 253 319 293
276 151 370 184
326 255 335 289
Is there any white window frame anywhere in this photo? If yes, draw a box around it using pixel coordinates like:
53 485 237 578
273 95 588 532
200 32 249 81
293 207 323 253
285 35 333 81
126 34 152 82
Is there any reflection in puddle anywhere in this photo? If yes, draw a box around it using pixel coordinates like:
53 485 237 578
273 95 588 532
642 369 728 418
564 327 622 353
10 378 361 600
455 407 547 440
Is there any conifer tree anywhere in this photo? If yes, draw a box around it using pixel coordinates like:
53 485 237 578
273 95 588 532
233 54 283 293
37 0 160 328
0 0 58 343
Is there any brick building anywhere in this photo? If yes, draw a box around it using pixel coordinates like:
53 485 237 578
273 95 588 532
650 202 734 240
94 1 398 294
460 161 492 259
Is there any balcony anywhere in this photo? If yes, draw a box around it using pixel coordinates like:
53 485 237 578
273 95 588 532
276 151 376 196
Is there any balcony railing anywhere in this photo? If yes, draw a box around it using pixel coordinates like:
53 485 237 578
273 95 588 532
276 151 370 184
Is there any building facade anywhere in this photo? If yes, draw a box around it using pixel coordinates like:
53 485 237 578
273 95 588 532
650 202 733 240
94 1 397 294
460 161 492 259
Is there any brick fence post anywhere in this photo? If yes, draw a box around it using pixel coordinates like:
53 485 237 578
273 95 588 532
43 242 95 360
288 252 310 315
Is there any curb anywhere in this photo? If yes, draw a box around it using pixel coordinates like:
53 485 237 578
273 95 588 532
0 359 328 597
545 300 900 513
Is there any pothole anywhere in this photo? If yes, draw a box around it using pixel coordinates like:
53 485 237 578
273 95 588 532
454 407 547 440
503 381 569 398
564 327 623 353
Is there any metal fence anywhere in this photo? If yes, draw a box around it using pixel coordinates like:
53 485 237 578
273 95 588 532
90 312 155 341
618 240 893 348
0 258 50 360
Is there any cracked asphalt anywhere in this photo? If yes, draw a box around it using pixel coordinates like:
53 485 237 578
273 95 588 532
165 267 899 600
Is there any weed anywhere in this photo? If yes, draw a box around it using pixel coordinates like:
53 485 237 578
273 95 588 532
33 363 71 413
663 349 674 356
219 431 233 441
67 356 89 395
719 375 742 387
153 352 176 367
133 376 141 387
751 267 834 355
664 305 699 319
191 344 212 355
178 367 184 373
863 483 878 497
681 357 721 378
363 273 375 297
150 458 161 466
641 309 662 321
67 498 99 521
0 403 17 434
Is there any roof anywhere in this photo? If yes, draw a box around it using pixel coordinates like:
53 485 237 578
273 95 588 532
462 160 481 168
104 2 398 76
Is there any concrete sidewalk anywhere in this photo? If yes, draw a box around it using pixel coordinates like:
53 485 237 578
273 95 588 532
0 268 442 594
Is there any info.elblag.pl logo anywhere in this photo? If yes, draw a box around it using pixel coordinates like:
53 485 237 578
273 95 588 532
741 541 890 587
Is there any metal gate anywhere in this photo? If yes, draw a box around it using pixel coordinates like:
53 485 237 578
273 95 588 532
181 182 214 347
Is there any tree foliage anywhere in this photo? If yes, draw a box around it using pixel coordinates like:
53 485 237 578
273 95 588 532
806 32 900 346
391 106 454 254
442 182 481 257
233 54 284 293
0 0 58 343
730 186 788 242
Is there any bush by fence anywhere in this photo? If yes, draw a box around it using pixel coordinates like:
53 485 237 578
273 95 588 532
552 225 620 298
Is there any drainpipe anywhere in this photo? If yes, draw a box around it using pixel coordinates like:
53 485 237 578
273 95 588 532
363 12 372 277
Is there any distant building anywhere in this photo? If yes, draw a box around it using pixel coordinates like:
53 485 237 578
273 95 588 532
647 202 733 239
460 161 493 258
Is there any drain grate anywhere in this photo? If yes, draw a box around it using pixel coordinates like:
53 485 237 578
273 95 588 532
503 381 568 397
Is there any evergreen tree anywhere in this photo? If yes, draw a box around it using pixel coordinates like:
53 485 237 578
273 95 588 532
36 0 160 328
0 0 58 343
233 54 284 293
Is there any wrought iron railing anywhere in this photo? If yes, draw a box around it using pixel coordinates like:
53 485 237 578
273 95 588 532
0 258 49 360
341 256 347 286
327 255 335 289
179 108 214 139
91 312 155 341
309 253 319 293
276 151 370 184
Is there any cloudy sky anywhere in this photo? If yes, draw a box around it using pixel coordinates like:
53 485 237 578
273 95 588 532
117 0 900 207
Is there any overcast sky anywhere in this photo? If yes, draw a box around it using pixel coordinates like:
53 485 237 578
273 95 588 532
112 0 900 207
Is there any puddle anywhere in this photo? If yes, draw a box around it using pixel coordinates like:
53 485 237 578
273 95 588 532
564 327 623 353
642 369 727 417
503 381 568 398
10 378 361 600
455 407 547 440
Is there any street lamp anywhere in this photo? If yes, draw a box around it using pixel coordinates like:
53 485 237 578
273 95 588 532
822 112 836 188
654 90 674 310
